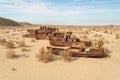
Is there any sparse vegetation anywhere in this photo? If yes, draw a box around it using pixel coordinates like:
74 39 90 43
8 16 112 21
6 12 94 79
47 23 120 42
11 68 16 71
103 47 109 54
60 50 72 62
83 35 88 39
97 40 104 49
31 39 36 42
91 39 104 49
5 40 15 49
6 49 16 59
115 33 120 39
0 38 6 45
18 40 26 47
21 47 29 52
36 47 53 63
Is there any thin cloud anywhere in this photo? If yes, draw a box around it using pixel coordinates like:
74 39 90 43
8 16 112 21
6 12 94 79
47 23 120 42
0 0 120 24
0 0 119 16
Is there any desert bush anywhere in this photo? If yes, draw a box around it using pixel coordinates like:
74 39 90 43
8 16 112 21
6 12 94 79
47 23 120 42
22 54 29 58
103 47 109 54
0 38 6 45
91 40 104 49
104 39 109 44
36 47 53 63
31 39 36 42
11 68 16 71
6 49 16 59
104 30 108 33
115 33 120 39
97 40 104 49
84 31 89 34
89 40 95 49
21 47 28 52
6 30 9 33
83 35 88 39
60 49 72 62
18 40 26 47
103 47 110 57
5 40 15 48
93 34 98 37
94 34 102 37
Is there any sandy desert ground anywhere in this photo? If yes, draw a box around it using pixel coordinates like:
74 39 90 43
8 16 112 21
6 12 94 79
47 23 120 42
0 26 120 80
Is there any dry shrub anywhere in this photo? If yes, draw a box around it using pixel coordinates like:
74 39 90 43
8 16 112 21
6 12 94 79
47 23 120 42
31 39 36 42
104 40 109 44
18 40 26 47
115 33 120 39
84 31 89 34
91 40 104 49
0 38 6 45
97 40 104 49
6 30 9 33
36 47 53 63
5 40 15 49
90 40 97 49
93 34 98 37
6 49 16 59
104 30 108 33
103 47 110 57
36 47 45 61
103 47 109 54
109 31 112 35
60 49 72 62
83 35 88 39
21 47 29 52
94 34 102 37
11 68 16 71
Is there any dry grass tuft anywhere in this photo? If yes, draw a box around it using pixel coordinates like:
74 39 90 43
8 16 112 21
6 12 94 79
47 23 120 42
36 47 53 63
97 40 104 49
5 40 15 49
23 54 29 57
91 39 104 49
6 49 16 59
60 49 72 62
6 30 9 33
21 47 29 52
115 33 120 39
18 40 26 47
0 38 6 45
103 47 110 57
31 39 36 42
11 68 16 71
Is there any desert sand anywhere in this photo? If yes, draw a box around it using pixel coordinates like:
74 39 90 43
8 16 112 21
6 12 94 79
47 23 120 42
0 26 120 80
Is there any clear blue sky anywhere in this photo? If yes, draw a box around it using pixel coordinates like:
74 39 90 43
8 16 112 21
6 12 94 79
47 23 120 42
0 0 120 25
